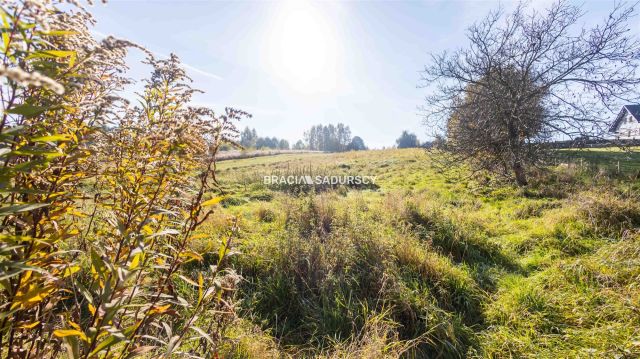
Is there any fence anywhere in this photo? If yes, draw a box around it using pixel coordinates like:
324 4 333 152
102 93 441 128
548 152 640 177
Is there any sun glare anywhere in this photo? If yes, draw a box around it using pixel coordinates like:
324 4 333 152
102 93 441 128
265 1 340 94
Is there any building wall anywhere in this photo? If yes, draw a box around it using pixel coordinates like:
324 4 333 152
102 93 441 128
614 112 640 139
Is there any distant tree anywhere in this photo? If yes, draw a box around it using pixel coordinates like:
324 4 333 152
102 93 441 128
396 131 420 148
421 1 640 185
303 123 361 152
255 137 266 149
240 128 291 150
255 136 279 149
323 125 336 151
240 126 257 148
278 139 290 150
347 136 367 151
293 140 306 150
304 125 318 151
336 123 351 151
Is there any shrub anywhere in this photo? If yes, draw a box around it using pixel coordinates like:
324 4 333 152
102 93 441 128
250 191 274 201
256 207 277 223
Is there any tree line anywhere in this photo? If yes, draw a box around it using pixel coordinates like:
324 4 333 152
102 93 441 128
240 125 430 151
239 123 368 152
240 127 290 150
303 123 360 151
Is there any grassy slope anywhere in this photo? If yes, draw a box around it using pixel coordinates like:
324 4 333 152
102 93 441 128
200 148 640 358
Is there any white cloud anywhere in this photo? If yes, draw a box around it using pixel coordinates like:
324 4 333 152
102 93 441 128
179 62 223 81
190 101 283 117
90 30 223 81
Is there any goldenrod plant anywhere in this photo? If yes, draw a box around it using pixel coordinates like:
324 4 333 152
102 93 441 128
0 1 246 357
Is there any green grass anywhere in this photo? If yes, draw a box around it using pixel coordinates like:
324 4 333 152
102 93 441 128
197 148 640 358
556 147 640 173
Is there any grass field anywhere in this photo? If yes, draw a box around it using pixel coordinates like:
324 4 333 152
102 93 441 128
198 148 640 358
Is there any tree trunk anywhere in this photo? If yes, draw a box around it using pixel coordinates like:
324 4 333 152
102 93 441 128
512 161 528 186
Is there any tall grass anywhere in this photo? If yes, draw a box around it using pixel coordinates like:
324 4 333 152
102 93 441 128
233 192 485 357
213 148 640 358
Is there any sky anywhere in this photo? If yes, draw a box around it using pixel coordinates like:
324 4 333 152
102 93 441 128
89 0 623 148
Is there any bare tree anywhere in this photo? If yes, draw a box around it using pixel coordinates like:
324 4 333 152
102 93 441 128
421 1 640 185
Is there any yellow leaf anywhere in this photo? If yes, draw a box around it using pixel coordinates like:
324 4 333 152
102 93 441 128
62 265 80 278
67 209 87 218
141 225 153 235
19 321 40 329
148 304 171 315
129 252 142 270
38 30 80 36
179 251 203 262
198 273 204 305
88 303 96 316
12 285 53 309
20 271 32 285
201 197 223 207
53 329 88 342
66 228 80 236
30 134 73 142
47 50 77 68
68 321 82 331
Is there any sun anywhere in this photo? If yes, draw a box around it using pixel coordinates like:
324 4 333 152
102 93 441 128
265 1 340 94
